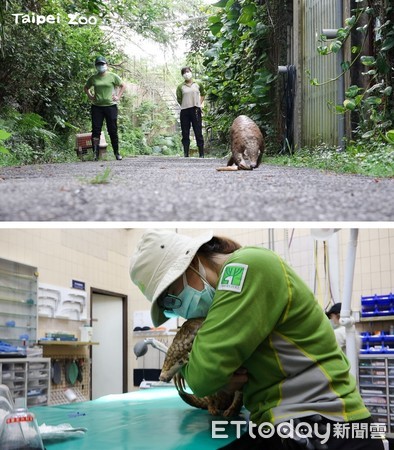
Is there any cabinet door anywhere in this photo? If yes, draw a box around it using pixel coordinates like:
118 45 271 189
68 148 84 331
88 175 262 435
0 258 38 347
27 358 50 406
359 357 390 433
359 354 394 436
387 359 394 435
0 358 51 406
0 359 28 403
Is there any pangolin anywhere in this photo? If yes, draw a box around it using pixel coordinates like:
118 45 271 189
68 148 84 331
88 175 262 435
216 115 264 171
159 318 243 417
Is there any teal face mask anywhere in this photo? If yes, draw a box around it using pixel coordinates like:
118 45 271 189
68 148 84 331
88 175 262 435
163 260 215 320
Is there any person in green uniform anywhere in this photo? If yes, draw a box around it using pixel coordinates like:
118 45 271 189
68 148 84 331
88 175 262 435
84 56 126 160
176 67 205 158
130 229 386 450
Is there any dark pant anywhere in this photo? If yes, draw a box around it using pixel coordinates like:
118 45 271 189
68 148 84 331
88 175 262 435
180 107 204 156
218 418 386 450
91 104 119 154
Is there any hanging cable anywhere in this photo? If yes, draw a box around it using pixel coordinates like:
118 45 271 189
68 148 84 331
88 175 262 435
288 228 295 250
326 241 335 305
323 241 330 307
313 241 319 297
314 240 325 305
279 65 296 154
283 229 290 263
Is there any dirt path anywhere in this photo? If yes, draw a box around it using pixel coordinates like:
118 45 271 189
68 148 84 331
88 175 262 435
0 156 392 221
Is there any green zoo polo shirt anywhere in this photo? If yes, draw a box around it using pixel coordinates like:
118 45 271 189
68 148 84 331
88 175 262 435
183 247 370 426
85 72 123 107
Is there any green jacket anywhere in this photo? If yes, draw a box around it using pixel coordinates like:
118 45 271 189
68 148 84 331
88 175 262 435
183 247 370 425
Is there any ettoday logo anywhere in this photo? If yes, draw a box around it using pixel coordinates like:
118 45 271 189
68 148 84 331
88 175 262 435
211 419 387 443
218 263 248 293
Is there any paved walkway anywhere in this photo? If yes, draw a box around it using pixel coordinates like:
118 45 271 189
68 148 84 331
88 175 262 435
0 156 392 221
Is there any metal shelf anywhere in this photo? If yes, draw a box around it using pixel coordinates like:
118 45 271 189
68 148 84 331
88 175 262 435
38 341 99 346
0 258 38 345
360 315 394 322
359 354 394 437
0 267 38 281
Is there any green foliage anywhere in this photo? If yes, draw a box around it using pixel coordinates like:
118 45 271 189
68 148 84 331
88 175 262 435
0 0 117 128
118 123 150 156
0 0 200 55
313 2 394 145
0 106 85 165
117 97 180 156
385 130 394 145
133 100 175 142
183 0 278 146
0 0 197 165
267 142 394 178
0 129 11 154
151 134 182 155
0 109 60 164
87 167 112 184
0 0 211 166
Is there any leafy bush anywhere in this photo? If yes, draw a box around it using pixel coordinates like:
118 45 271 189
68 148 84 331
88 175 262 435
151 134 182 155
314 3 394 146
0 129 11 154
183 0 279 149
0 108 79 165
0 0 121 165
117 97 180 156
266 141 394 178
118 125 150 156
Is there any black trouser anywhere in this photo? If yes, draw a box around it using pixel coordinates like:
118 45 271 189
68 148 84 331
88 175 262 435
180 107 204 156
218 417 386 450
91 104 119 154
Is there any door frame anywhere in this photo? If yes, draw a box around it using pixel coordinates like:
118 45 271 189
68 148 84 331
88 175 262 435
90 288 128 396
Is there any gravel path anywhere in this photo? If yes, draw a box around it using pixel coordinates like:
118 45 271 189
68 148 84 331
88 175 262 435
0 156 392 221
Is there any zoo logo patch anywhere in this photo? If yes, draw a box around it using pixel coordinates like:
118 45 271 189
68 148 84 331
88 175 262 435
218 263 248 293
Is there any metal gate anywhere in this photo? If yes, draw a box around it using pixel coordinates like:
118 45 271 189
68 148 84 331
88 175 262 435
301 0 345 147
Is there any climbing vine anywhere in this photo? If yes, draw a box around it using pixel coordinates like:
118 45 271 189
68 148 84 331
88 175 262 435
313 0 394 143
184 0 290 152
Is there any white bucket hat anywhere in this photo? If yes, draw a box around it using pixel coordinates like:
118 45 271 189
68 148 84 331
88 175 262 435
130 229 213 326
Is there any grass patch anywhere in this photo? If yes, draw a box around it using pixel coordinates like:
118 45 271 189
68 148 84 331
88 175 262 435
87 167 112 184
265 141 394 178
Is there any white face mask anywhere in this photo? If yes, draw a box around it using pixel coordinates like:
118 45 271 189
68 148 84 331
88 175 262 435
96 64 107 73
183 72 192 81
330 318 340 329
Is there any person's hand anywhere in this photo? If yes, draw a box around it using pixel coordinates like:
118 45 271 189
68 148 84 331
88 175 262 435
112 94 119 101
88 94 96 102
222 367 248 394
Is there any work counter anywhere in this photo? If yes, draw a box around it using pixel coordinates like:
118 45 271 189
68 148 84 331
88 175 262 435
31 387 242 449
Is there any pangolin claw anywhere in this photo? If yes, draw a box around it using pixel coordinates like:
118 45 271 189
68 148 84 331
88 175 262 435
159 318 243 417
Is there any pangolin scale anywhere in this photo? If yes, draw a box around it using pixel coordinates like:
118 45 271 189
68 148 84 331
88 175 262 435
159 318 243 417
216 115 264 171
